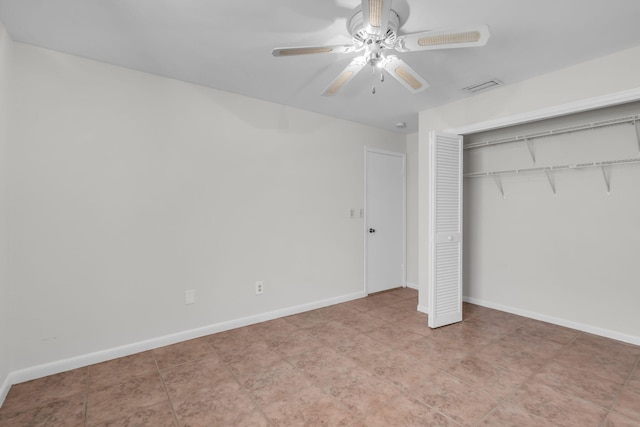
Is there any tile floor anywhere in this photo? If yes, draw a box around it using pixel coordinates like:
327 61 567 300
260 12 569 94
1 288 639 426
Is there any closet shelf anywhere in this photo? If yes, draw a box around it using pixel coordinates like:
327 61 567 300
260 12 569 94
464 157 640 178
464 114 640 150
464 157 640 197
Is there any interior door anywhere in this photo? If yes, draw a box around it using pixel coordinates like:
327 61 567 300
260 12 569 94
428 132 463 328
365 148 405 294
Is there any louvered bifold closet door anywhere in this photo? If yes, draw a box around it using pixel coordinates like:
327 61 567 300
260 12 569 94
428 132 463 328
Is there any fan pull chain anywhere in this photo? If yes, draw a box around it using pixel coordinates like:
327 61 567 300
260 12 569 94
371 67 385 94
371 67 376 94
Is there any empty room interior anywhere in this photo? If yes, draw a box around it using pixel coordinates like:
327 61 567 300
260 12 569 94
0 1 640 426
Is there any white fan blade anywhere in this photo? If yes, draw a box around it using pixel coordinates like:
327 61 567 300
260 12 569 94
322 57 367 96
396 25 490 52
383 56 429 94
361 0 392 38
272 45 357 57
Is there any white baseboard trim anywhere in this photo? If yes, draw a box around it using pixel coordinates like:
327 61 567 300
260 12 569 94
417 304 428 314
405 282 419 290
464 296 640 347
8 291 366 387
0 371 11 408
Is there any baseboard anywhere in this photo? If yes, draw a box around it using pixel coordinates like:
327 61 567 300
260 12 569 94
417 304 428 314
405 282 419 290
0 371 11 408
9 291 367 387
464 296 640 347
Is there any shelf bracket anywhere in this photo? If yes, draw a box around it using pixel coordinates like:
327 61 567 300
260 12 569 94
526 139 536 164
634 120 640 155
544 170 556 195
492 175 505 199
601 165 612 195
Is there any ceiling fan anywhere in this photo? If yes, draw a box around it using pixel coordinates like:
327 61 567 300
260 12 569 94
272 0 490 96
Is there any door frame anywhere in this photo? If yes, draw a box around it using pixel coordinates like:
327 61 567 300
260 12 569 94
364 147 407 295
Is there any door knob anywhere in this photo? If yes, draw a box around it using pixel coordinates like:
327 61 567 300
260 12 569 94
369 228 376 233
448 236 453 241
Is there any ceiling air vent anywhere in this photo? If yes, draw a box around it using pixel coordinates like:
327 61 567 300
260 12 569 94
463 79 503 94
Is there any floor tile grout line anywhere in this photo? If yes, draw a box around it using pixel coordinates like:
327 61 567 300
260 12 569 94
219 339 280 426
505 332 580 394
481 325 580 380
262 297 439 424
552 333 635 414
0 369 91 423
326 331 449 423
153 349 182 427
465 331 595 424
312 307 467 425
473 403 504 427
181 337 276 425
367 392 463 427
82 367 90 427
324 300 517 424
84 351 180 426
434 369 503 426
599 354 640 427
281 321 397 423
499 331 623 424
284 343 368 423
86 351 178 426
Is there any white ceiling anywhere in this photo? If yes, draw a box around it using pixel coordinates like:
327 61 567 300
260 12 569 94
1 0 640 133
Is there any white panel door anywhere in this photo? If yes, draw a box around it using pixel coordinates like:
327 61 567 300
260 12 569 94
428 132 463 328
366 149 405 294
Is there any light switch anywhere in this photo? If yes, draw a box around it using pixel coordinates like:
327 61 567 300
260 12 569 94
185 289 195 305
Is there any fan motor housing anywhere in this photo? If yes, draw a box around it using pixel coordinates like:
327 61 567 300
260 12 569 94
348 9 400 47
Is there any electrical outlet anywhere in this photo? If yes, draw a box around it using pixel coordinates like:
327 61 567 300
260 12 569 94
185 289 195 305
255 281 264 295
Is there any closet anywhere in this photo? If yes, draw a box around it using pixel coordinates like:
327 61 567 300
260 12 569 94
461 101 640 340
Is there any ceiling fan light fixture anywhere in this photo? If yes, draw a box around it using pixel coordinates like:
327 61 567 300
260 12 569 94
273 2 490 96
395 67 423 90
418 31 481 46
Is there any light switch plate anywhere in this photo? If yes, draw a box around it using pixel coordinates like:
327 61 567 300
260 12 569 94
185 289 195 305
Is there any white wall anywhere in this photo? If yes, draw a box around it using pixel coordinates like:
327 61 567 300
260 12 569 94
0 19 12 400
405 133 418 288
418 44 640 342
7 42 406 372
419 45 640 133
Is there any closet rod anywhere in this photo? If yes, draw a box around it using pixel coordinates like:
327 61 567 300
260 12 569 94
464 114 640 150
464 157 640 178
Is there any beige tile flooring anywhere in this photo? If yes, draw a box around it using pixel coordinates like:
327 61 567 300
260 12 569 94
1 288 640 426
